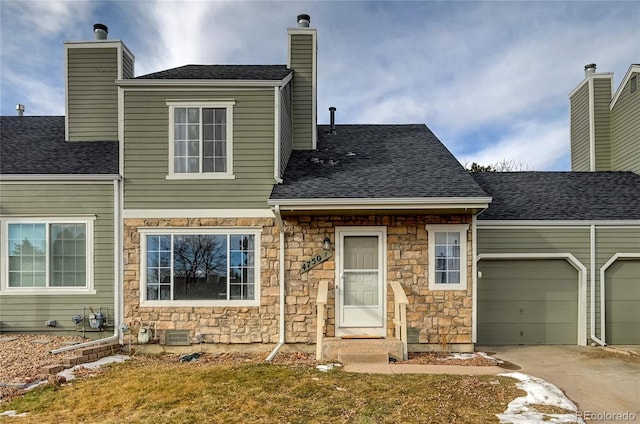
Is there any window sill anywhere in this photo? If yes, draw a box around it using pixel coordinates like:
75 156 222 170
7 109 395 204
1 288 97 296
427 283 467 291
166 174 236 180
140 299 260 308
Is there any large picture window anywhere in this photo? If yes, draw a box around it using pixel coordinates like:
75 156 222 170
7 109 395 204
167 101 235 180
140 229 259 306
1 218 93 293
426 224 468 291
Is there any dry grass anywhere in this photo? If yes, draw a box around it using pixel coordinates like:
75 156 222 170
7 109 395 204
1 355 524 424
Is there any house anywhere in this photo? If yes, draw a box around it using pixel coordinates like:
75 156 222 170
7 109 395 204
1 16 638 357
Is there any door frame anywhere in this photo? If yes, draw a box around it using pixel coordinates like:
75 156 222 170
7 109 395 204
334 226 387 337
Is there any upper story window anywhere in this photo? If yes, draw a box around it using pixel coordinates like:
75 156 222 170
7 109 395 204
166 100 235 180
1 218 95 295
426 224 469 291
139 228 260 307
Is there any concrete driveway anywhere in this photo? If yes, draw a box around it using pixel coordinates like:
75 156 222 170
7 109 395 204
480 345 640 423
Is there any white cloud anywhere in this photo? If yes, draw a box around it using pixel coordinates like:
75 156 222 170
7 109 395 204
459 119 569 171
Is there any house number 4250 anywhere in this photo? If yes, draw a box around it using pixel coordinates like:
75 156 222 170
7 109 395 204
300 249 332 274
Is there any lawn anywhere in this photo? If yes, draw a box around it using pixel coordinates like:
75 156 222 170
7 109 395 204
0 356 524 424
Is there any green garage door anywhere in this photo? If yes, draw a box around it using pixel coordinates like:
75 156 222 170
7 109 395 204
478 260 578 345
605 260 640 345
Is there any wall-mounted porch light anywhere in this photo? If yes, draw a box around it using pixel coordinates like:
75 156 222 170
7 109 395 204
323 237 331 251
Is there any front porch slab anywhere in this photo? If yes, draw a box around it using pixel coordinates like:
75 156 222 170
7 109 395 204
322 337 403 362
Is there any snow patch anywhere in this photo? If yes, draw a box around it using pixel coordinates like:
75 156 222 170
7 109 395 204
498 372 584 424
58 354 130 381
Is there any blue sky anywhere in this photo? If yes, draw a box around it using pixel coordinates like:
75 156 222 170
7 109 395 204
1 1 638 170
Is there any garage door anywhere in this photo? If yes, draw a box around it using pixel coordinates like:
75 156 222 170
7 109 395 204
478 260 578 345
605 260 640 345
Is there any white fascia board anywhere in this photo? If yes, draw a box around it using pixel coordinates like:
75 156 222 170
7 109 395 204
0 174 121 182
568 72 614 98
268 197 491 210
610 65 640 109
123 209 275 219
116 78 291 88
477 220 640 227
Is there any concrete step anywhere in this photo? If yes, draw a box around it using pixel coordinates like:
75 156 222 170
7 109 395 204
322 337 403 362
338 352 389 365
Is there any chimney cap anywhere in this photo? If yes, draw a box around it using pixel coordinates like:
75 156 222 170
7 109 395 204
297 14 310 28
93 23 108 40
584 63 597 72
16 104 25 117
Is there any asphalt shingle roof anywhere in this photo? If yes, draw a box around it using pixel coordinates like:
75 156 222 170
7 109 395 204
136 65 292 80
0 116 118 174
472 171 640 220
270 124 488 200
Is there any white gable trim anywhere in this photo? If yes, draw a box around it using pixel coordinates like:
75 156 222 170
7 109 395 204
610 65 640 109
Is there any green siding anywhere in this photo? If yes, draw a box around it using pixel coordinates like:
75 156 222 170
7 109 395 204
592 78 612 171
123 89 276 209
611 71 640 174
122 50 134 79
478 226 640 344
67 47 119 141
478 259 578 345
570 83 591 171
290 33 314 150
0 183 115 336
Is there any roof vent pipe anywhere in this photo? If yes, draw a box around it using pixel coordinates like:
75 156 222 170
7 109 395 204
93 23 108 40
584 63 597 77
329 107 336 135
297 14 310 28
16 104 24 117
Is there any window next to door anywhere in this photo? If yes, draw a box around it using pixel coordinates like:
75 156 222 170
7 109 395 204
426 224 468 291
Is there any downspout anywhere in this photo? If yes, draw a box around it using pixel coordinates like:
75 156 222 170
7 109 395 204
266 204 286 361
589 224 606 346
51 178 122 354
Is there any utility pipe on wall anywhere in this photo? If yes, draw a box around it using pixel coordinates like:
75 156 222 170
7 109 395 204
589 224 606 346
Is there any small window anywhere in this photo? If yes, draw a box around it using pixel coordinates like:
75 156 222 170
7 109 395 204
426 224 468 291
166 101 235 180
631 75 637 94
140 229 260 306
2 219 94 293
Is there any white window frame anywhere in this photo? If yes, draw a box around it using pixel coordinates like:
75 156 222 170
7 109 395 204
0 217 95 295
166 100 236 180
426 224 469 291
139 227 261 307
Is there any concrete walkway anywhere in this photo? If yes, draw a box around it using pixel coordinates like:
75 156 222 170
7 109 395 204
481 345 640 423
343 363 504 374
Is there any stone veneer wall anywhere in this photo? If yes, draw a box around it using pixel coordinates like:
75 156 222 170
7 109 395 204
123 217 280 344
283 215 473 346
123 215 473 347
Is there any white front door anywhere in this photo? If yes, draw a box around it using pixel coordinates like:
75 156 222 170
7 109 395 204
335 227 386 337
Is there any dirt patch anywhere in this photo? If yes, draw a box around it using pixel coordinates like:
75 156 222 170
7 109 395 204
398 352 502 366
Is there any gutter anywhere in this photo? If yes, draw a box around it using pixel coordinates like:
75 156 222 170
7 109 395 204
50 179 123 354
266 205 286 362
589 225 606 346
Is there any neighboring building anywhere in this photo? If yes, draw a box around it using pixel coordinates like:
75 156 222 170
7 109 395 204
570 63 640 173
1 16 638 353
